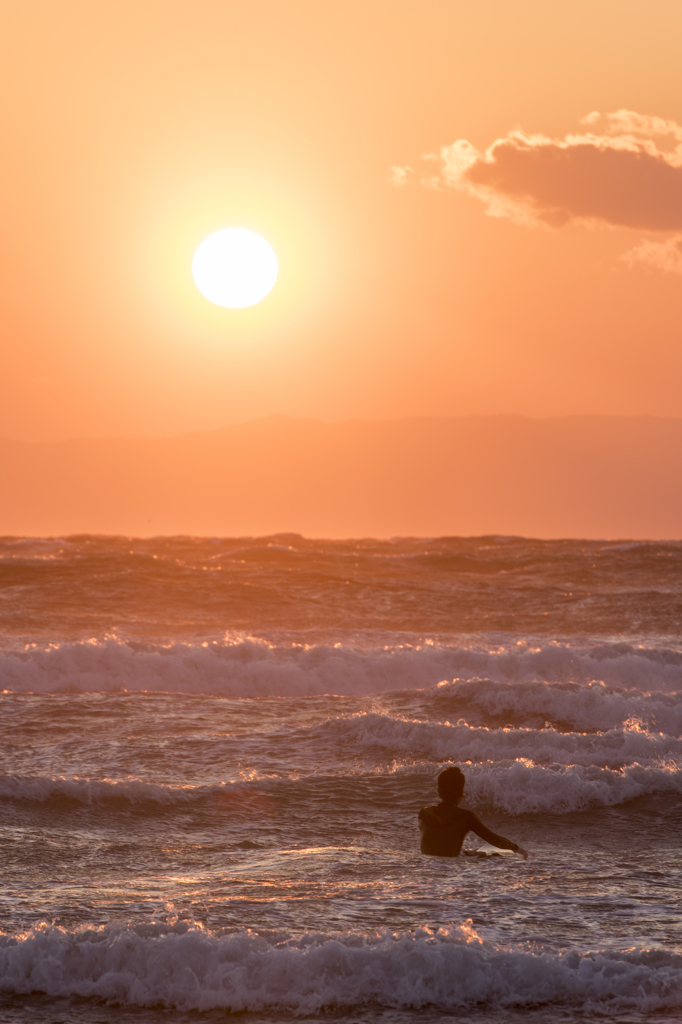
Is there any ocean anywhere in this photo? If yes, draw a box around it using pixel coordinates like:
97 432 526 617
1 533 681 1023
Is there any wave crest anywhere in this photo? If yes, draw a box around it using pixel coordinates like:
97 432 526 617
1 920 681 1013
3 760 682 815
2 635 682 696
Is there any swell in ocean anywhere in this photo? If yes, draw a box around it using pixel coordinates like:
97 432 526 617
1 534 681 640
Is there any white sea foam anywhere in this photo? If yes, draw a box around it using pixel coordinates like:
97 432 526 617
2 636 681 696
1 920 680 1013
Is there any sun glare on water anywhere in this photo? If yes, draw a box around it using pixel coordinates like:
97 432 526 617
192 228 278 308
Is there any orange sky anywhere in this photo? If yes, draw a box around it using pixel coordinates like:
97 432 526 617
2 0 682 442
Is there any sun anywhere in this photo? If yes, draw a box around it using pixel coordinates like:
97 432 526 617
192 228 278 308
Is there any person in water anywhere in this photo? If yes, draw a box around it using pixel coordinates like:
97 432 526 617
419 766 528 858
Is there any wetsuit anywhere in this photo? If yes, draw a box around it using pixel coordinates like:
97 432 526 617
418 801 521 857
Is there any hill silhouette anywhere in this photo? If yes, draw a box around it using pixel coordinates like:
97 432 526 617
2 414 681 538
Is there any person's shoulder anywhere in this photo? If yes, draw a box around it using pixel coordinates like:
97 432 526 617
418 803 442 823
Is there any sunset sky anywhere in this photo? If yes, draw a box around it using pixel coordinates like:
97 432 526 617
2 0 681 445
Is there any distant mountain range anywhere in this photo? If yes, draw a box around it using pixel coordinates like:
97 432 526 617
2 415 681 539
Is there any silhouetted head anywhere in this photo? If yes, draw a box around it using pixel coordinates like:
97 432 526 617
437 766 465 804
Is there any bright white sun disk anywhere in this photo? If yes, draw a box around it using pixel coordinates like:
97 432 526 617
192 228 278 308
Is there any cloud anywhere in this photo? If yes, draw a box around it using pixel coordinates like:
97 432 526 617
389 165 413 187
621 234 682 275
394 112 682 271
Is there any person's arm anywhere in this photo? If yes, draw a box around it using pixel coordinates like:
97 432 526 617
466 811 528 858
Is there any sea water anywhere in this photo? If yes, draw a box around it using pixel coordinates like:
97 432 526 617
1 534 681 1023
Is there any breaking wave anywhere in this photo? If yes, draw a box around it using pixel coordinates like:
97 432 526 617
3 757 681 815
1 920 681 1014
431 677 682 735
314 711 682 768
2 635 682 696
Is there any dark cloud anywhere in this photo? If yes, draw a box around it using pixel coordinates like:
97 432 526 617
392 111 682 273
440 112 682 231
458 132 682 230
